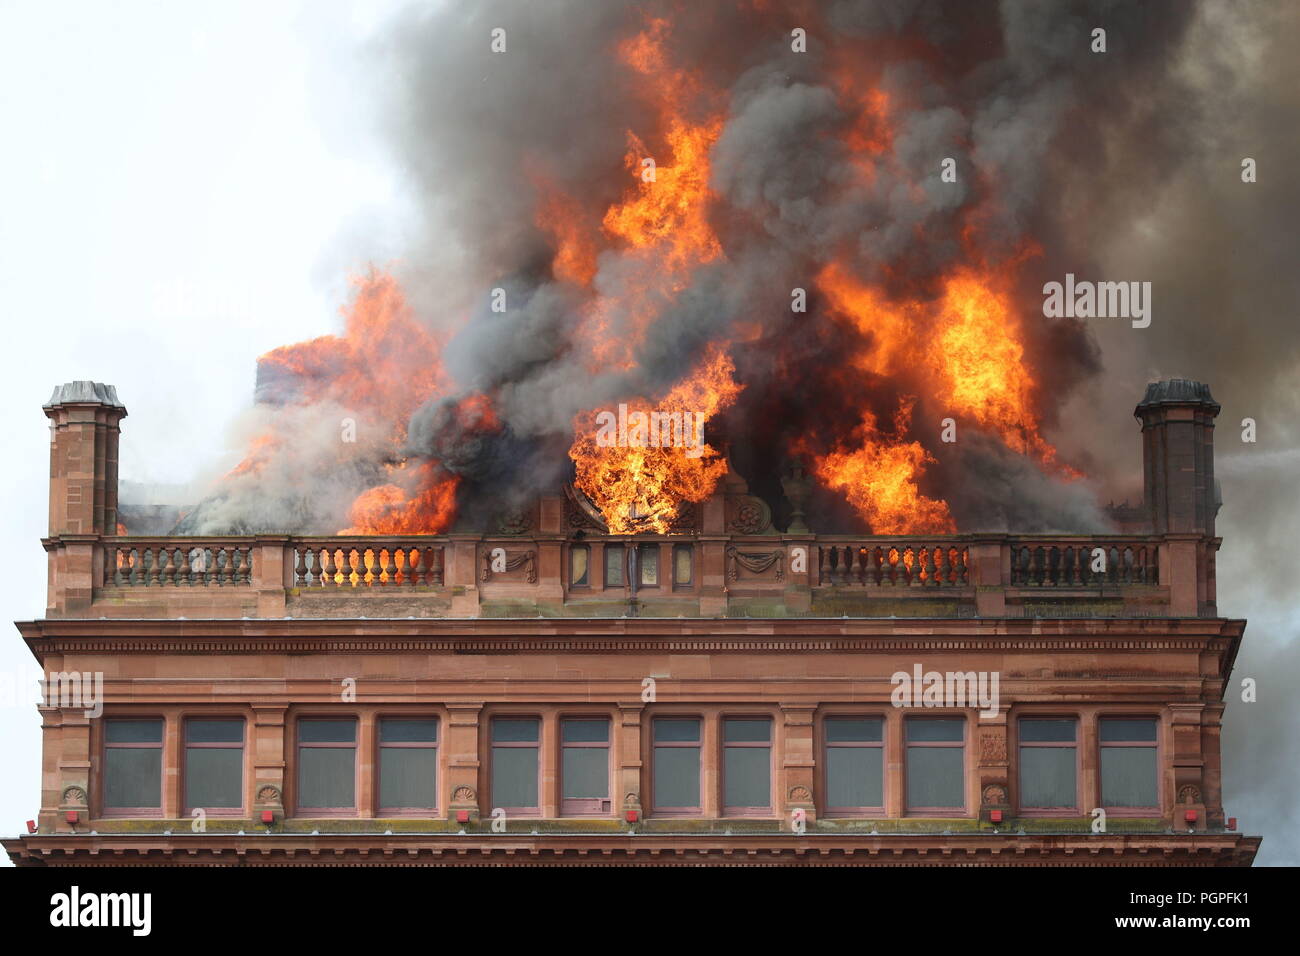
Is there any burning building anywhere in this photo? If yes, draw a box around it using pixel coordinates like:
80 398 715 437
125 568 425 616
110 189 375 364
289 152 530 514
1 375 1259 865
2 2 1268 866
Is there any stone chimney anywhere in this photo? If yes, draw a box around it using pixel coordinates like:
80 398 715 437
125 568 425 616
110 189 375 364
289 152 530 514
1134 379 1220 537
43 382 127 614
1134 379 1219 616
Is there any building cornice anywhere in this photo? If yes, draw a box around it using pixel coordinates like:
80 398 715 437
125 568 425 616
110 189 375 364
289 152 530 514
1 832 1261 867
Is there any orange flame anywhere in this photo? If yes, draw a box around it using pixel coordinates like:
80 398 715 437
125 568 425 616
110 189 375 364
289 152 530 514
570 347 742 534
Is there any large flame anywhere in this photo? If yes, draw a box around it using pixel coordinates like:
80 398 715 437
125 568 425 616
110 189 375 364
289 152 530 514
570 347 741 534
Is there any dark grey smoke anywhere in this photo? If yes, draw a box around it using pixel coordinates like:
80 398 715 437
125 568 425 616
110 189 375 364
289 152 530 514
176 0 1299 860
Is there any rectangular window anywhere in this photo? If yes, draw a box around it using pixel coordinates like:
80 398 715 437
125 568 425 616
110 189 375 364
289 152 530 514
824 717 884 813
560 718 610 815
673 544 693 587
906 718 965 812
184 719 244 812
605 545 625 587
638 543 659 586
1018 718 1077 810
570 545 590 587
653 717 701 814
1100 718 1159 809
104 718 163 813
297 718 357 812
491 717 540 814
723 717 772 814
379 718 438 812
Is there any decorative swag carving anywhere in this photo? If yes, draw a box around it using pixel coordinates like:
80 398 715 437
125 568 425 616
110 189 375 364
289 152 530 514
726 546 784 582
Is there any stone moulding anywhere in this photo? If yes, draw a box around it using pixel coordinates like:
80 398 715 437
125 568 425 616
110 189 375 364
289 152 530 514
1 832 1262 867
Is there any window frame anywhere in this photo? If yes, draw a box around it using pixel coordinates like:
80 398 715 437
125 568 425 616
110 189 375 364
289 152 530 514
636 542 660 588
721 715 774 818
1098 714 1162 815
603 543 625 589
568 543 591 589
101 717 165 818
820 714 886 817
489 715 542 817
558 716 612 817
671 543 694 590
904 716 967 816
1015 716 1080 815
294 716 360 817
182 716 246 816
376 716 440 815
650 715 703 818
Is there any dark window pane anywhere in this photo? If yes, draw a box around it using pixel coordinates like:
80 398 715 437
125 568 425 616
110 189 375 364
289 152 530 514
826 746 883 808
724 718 771 743
380 747 437 808
298 748 355 808
1101 747 1158 806
379 719 438 743
1020 719 1076 743
562 719 609 743
104 748 162 808
185 747 243 809
571 546 589 586
106 719 162 744
654 746 700 807
673 546 692 585
654 718 700 743
906 718 964 743
299 720 356 743
724 747 770 807
493 718 539 743
562 748 608 799
1020 747 1076 807
492 746 538 808
185 719 244 744
907 747 964 808
826 717 883 743
639 544 659 586
605 546 624 586
1100 718 1157 743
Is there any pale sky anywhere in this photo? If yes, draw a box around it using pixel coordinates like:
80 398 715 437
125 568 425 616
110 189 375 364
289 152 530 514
0 0 411 862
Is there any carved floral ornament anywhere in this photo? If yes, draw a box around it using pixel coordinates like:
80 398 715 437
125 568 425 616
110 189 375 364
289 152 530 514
452 786 477 804
61 785 88 807
981 784 1008 806
256 785 282 805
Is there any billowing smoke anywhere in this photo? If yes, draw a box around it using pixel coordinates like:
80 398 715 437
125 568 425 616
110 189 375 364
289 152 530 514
162 0 1299 862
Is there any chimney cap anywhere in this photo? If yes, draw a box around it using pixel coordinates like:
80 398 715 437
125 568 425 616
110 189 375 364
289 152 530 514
43 381 125 410
1134 378 1219 415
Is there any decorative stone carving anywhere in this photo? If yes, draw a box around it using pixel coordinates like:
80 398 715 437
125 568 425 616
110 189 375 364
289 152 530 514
256 785 282 805
726 546 784 582
981 784 1008 806
495 508 534 536
1178 785 1202 805
728 496 773 535
780 460 812 534
481 549 537 584
61 785 87 807
452 786 477 804
787 786 813 804
623 792 641 809
978 732 1007 766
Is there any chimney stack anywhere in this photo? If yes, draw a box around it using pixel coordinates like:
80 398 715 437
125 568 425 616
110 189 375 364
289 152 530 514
1134 379 1220 617
43 382 126 614
1134 379 1220 537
